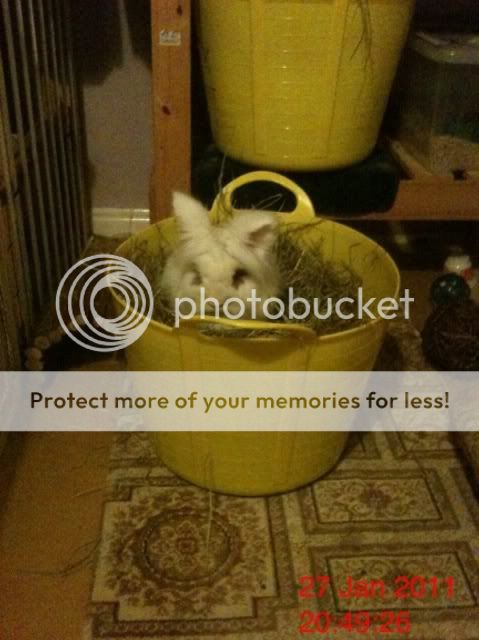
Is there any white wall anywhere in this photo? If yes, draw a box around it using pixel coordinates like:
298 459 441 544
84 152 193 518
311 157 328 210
73 0 152 210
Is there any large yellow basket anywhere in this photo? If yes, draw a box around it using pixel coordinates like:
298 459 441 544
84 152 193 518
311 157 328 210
114 172 400 495
198 0 415 170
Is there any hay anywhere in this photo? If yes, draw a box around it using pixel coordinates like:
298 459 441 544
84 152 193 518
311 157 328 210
125 221 367 338
275 222 364 335
422 301 479 371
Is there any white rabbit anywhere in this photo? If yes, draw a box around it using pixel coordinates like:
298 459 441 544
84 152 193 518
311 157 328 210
158 192 281 320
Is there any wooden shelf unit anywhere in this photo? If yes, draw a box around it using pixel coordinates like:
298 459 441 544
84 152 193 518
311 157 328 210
150 1 479 222
151 0 191 222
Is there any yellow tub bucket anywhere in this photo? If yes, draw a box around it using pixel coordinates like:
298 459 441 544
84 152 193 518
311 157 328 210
114 172 400 495
198 0 415 170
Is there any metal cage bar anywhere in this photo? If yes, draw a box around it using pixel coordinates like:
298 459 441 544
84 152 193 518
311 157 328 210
0 0 89 367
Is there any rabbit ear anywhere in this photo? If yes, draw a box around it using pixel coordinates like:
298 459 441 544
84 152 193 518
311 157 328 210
172 192 210 239
247 221 277 250
231 212 278 253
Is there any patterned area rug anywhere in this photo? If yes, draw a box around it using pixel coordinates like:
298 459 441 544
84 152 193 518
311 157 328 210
86 431 479 640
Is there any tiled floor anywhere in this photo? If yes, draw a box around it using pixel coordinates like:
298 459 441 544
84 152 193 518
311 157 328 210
0 269 439 639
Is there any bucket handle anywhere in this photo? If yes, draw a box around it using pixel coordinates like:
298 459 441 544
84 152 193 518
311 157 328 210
210 171 316 225
178 315 317 339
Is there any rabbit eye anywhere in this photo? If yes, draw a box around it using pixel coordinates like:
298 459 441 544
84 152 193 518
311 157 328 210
232 268 249 288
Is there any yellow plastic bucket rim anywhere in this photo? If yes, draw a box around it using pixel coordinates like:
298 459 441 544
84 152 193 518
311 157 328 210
112 171 401 343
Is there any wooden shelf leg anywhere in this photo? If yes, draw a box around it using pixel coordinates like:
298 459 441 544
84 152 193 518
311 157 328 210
150 0 191 222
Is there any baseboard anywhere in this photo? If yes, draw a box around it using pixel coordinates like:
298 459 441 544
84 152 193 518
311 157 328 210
92 208 150 238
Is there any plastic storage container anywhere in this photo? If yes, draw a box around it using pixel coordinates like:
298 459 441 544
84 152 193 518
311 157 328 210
198 0 415 171
397 32 479 175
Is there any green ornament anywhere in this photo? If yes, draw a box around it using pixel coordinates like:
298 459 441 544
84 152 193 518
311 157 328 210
430 273 471 305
